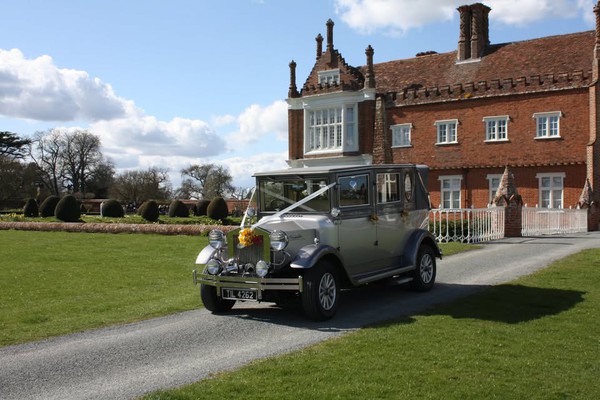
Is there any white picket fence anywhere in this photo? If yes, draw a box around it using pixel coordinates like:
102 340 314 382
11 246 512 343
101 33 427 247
429 207 505 243
521 206 588 236
429 206 587 243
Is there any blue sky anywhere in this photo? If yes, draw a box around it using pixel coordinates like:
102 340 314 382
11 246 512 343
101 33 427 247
0 0 596 189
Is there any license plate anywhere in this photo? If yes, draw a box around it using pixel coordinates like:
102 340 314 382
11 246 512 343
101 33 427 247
221 288 258 301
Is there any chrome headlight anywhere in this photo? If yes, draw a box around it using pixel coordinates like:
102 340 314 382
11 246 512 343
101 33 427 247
208 230 226 249
206 259 222 275
256 260 270 277
270 230 289 251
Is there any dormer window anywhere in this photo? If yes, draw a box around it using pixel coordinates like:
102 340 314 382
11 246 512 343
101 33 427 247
318 69 340 86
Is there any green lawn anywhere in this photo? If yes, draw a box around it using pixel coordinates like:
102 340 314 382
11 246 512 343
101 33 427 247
143 249 600 400
0 229 470 347
0 230 206 346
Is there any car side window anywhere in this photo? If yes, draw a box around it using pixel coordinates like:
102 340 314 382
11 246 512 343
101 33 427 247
338 175 369 207
377 173 401 203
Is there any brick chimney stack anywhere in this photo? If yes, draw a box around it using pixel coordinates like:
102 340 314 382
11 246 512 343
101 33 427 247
457 3 491 62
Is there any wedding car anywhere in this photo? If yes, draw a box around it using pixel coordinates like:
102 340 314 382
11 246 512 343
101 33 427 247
193 164 442 320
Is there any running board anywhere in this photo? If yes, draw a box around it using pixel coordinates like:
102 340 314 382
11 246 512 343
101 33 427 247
353 265 415 285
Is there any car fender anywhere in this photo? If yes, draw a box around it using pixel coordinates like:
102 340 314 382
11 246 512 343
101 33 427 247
404 229 442 267
195 245 217 265
290 244 342 270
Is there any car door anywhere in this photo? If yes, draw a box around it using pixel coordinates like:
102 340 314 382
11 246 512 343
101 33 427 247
336 172 386 280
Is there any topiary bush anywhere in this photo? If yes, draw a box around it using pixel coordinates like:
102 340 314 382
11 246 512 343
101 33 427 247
207 197 229 221
100 199 124 218
39 195 60 218
23 198 39 217
168 199 189 218
195 199 211 216
55 194 81 222
138 200 160 222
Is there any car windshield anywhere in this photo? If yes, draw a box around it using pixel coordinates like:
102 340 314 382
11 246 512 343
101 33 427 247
258 177 330 213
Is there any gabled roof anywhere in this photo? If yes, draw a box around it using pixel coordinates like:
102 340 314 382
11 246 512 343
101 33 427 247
372 30 594 106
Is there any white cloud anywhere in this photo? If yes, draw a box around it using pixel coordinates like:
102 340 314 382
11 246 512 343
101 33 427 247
334 0 457 35
0 48 128 121
228 100 288 144
221 151 290 188
91 114 227 159
334 0 596 34
485 0 595 25
0 46 291 191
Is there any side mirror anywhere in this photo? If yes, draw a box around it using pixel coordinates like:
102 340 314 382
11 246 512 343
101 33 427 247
330 207 341 218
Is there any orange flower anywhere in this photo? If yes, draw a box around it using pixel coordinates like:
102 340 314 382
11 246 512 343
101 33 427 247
238 227 256 247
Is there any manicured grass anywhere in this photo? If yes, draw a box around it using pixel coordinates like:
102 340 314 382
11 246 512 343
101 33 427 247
143 249 600 400
437 240 479 256
0 230 469 347
0 230 206 346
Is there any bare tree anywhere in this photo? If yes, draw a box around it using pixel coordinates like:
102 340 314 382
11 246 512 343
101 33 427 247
28 128 111 196
29 129 64 195
180 163 234 199
62 130 103 194
110 167 172 205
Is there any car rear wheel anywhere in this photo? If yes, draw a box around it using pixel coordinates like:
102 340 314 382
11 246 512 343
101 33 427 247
302 260 339 321
410 244 436 292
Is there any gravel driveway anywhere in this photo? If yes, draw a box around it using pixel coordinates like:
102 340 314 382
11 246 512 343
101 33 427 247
1 232 599 400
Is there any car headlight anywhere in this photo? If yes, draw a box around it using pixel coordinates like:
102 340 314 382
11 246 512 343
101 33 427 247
270 230 289 251
206 259 222 275
256 260 269 277
208 230 226 249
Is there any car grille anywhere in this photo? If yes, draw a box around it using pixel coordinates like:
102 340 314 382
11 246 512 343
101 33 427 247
227 227 271 265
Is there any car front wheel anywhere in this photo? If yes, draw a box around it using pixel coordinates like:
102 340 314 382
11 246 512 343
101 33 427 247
410 244 436 292
200 272 235 313
302 260 339 321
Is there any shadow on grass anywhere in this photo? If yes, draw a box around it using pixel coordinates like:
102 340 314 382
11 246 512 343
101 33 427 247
425 284 586 324
217 282 586 330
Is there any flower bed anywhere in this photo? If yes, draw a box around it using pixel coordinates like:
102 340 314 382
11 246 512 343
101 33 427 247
0 222 238 236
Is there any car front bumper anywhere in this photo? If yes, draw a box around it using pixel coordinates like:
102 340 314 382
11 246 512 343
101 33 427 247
193 270 303 301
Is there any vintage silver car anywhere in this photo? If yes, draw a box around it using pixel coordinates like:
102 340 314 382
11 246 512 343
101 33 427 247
193 164 442 320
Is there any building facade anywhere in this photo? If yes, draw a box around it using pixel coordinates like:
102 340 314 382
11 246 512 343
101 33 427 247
286 2 600 229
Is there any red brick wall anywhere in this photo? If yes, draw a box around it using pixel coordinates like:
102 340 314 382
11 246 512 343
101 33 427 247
427 164 586 209
288 109 304 160
387 89 590 209
389 89 589 169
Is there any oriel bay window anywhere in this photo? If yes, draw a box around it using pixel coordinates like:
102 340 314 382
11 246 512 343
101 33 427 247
305 105 358 154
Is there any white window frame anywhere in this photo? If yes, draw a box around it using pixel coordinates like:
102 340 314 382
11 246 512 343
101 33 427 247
318 69 340 86
305 104 358 154
486 174 502 204
391 123 412 147
536 172 565 208
533 111 561 139
439 175 462 209
435 119 458 145
483 116 509 142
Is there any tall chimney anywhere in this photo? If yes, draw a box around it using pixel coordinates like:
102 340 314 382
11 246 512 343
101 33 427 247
457 3 491 62
471 3 491 59
457 5 471 61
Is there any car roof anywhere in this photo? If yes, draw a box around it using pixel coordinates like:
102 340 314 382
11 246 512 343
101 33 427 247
253 164 426 177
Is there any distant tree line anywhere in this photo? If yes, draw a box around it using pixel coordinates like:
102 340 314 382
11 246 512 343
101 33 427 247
0 129 250 210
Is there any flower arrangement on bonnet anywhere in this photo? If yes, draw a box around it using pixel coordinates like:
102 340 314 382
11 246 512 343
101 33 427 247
238 227 263 248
